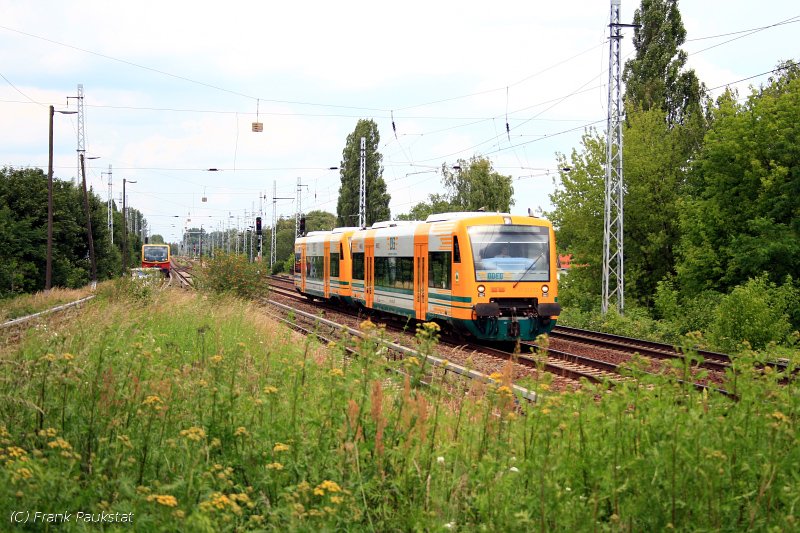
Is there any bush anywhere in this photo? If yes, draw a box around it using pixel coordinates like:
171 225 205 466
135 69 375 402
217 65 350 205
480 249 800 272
708 274 797 352
654 278 723 338
195 253 270 299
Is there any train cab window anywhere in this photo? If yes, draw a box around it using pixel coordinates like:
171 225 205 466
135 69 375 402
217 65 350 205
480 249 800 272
453 236 461 263
468 225 550 282
330 252 340 278
428 252 452 290
294 253 301 274
352 252 365 280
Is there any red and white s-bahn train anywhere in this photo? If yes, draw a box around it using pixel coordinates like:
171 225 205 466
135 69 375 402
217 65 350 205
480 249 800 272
293 211 561 342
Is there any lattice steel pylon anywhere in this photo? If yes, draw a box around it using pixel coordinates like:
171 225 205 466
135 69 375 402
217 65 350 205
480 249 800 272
602 0 625 314
358 136 366 229
104 165 113 246
75 84 85 186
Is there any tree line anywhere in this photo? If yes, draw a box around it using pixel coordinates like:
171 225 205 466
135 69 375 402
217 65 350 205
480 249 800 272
0 166 146 296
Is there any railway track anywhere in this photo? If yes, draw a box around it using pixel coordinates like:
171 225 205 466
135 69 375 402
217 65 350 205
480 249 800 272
266 275 739 395
261 296 542 402
551 325 733 373
0 295 96 345
169 257 194 288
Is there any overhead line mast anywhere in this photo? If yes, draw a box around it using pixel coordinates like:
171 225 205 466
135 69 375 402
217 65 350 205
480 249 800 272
602 0 635 315
75 84 86 186
359 137 366 229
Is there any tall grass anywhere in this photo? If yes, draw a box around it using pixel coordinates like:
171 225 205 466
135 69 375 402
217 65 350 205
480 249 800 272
0 287 91 322
0 281 798 531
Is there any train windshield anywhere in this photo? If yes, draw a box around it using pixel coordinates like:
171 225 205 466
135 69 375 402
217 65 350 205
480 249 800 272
144 246 169 262
468 225 549 282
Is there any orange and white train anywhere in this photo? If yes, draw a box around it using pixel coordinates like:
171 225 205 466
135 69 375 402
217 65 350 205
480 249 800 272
294 212 561 342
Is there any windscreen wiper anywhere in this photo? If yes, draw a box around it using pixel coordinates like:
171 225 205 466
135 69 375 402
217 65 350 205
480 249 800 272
513 252 544 288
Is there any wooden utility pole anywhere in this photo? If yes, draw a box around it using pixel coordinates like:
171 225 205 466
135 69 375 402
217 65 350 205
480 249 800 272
46 106 54 290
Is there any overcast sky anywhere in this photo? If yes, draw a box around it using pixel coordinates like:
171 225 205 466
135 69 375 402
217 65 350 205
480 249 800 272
1 1 797 242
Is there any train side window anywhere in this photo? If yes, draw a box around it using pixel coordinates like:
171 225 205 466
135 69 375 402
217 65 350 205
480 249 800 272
453 236 461 263
428 252 452 289
330 252 340 278
352 252 365 280
374 257 388 286
399 257 414 290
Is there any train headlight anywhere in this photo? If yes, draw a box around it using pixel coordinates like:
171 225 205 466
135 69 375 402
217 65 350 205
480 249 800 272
542 284 549 294
477 284 485 296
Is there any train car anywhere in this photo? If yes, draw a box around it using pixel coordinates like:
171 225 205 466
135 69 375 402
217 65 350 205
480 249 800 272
142 244 171 274
294 227 359 301
294 212 560 342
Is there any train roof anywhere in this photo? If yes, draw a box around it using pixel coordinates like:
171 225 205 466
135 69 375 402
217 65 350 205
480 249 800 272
332 226 361 234
424 211 510 223
370 220 419 229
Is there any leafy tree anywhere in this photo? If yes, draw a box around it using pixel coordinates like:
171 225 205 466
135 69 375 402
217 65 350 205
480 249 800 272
336 119 390 227
440 156 513 212
677 65 800 295
622 0 705 129
546 131 606 310
302 210 337 232
621 107 688 305
395 194 454 221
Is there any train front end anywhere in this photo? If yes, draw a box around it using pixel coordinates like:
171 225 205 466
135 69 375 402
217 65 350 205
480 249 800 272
141 244 171 275
447 214 561 341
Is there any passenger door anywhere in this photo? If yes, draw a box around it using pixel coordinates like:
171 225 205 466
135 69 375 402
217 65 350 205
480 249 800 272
415 243 428 320
365 243 374 308
323 241 330 299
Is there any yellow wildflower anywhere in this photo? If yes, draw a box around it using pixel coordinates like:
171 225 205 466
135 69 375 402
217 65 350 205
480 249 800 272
360 319 376 331
147 494 178 507
329 368 344 377
497 385 513 396
47 438 72 450
330 495 344 504
489 372 503 381
771 411 789 423
210 355 224 364
539 383 551 391
13 467 33 481
179 427 206 442
404 357 420 367
38 428 58 438
263 385 279 395
234 427 248 437
7 447 27 458
62 353 74 361
266 462 284 470
142 395 163 407
316 480 342 493
273 443 290 452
